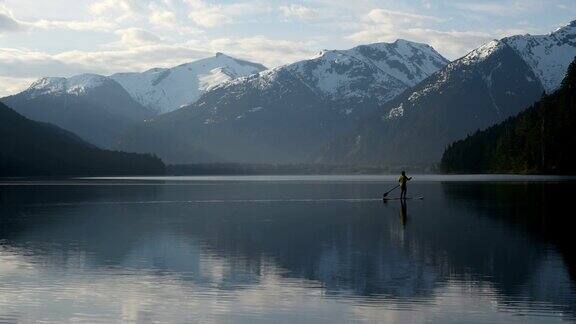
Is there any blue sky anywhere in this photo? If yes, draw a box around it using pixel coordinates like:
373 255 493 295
1 0 576 96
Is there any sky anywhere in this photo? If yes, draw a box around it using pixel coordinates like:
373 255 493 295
1 0 576 96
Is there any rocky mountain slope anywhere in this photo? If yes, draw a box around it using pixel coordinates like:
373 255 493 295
0 101 164 176
319 22 576 166
441 58 576 174
2 74 153 148
117 40 449 164
111 53 267 114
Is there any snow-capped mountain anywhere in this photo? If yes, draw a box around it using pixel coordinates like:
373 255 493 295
504 21 576 93
220 39 448 106
320 21 576 166
111 53 267 114
25 74 111 97
2 74 153 148
117 40 449 164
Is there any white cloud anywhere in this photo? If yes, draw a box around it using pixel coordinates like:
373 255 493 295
279 4 319 21
1 3 116 32
367 9 447 25
0 5 23 33
29 18 115 32
188 5 232 28
0 45 211 82
345 8 494 59
90 0 148 17
0 35 315 95
454 1 543 16
149 9 177 26
0 48 71 78
207 36 316 67
116 28 163 46
187 0 272 28
0 75 35 96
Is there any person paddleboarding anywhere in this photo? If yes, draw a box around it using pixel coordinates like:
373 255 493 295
398 171 412 200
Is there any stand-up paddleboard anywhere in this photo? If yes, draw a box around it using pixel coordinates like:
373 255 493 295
383 196 424 201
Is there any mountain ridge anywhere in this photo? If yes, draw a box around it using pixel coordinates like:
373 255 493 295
441 58 576 174
111 53 267 114
318 23 576 166
0 101 164 176
2 74 153 148
117 39 449 164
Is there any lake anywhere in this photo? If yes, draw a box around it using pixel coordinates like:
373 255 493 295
0 175 575 323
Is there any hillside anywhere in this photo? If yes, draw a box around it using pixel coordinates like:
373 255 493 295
441 59 576 174
117 40 448 164
2 74 153 148
0 102 164 176
319 22 576 166
111 53 267 114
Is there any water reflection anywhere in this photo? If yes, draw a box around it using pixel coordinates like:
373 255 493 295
400 200 408 228
0 178 574 323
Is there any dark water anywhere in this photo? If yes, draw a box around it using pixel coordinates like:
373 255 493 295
0 175 575 323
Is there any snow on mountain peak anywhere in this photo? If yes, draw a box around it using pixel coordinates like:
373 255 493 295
314 50 328 58
352 39 449 86
66 74 109 93
503 22 576 92
111 53 266 114
461 40 503 65
283 40 448 102
26 73 110 97
209 40 449 112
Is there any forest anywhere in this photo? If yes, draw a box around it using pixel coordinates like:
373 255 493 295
441 59 576 174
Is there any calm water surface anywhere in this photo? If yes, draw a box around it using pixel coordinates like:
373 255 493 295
0 175 575 323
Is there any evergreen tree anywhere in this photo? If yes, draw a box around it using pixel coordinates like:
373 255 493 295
441 58 576 174
0 102 165 176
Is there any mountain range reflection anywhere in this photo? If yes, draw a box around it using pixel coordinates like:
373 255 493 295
0 180 574 322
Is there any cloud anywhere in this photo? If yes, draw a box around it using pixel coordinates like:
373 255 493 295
29 19 115 32
454 1 543 16
0 45 211 82
0 75 35 96
1 3 115 32
367 9 447 25
188 4 233 28
90 0 148 17
0 47 73 78
0 35 314 96
149 9 177 26
187 0 272 28
116 28 163 46
345 8 495 59
279 4 319 21
207 36 316 67
0 5 23 33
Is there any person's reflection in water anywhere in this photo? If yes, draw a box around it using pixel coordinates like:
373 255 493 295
400 199 408 228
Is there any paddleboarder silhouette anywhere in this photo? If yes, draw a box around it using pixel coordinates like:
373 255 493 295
398 171 413 200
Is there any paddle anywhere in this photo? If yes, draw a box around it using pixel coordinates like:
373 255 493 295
382 184 400 198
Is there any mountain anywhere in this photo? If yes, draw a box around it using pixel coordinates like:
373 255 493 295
111 53 267 114
2 74 153 148
117 40 449 164
320 22 576 166
441 58 576 174
505 21 576 93
0 102 164 176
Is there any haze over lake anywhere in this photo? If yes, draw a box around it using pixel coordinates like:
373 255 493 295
0 175 574 323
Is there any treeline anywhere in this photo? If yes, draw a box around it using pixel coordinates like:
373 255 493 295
167 163 431 175
0 102 165 177
441 59 576 174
